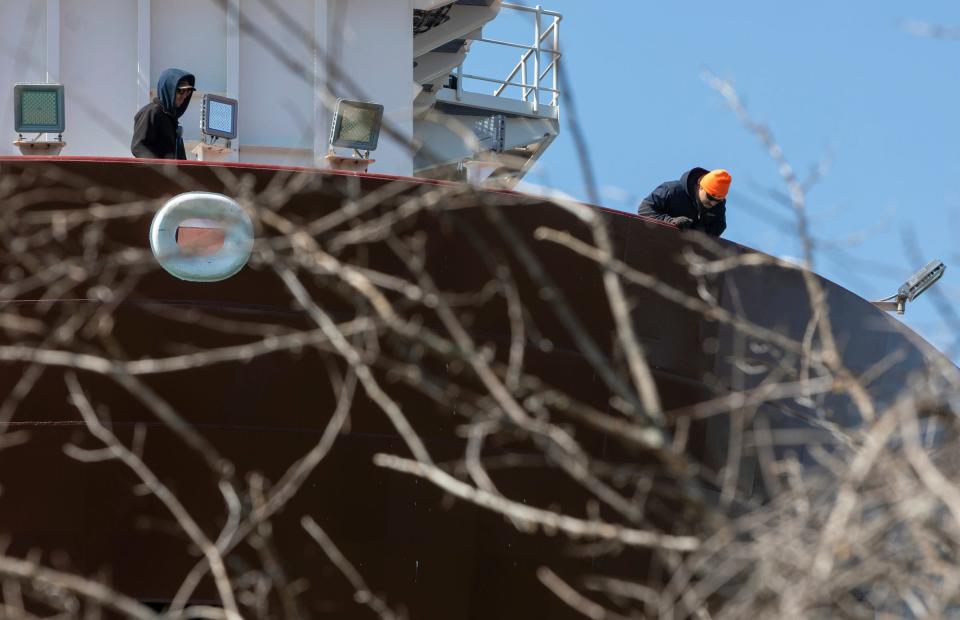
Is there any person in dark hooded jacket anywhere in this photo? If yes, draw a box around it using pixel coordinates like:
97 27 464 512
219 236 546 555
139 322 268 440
131 68 196 160
637 167 730 237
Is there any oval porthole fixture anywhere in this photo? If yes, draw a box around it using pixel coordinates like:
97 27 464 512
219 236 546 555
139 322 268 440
149 191 254 282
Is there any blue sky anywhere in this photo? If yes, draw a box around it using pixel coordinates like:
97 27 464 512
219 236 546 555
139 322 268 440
468 1 960 361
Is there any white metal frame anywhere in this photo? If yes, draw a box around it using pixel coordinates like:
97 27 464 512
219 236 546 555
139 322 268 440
45 0 60 85
453 3 561 115
137 0 151 108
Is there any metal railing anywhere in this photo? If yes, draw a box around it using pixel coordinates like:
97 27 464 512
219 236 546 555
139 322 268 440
454 3 562 113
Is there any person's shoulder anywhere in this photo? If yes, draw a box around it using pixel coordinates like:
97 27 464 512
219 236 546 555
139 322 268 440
654 179 683 194
135 100 160 118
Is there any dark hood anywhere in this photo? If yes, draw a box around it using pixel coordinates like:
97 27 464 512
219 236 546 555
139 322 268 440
156 68 195 118
679 167 710 198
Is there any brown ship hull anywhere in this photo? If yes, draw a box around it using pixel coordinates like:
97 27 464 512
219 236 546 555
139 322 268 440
0 157 947 617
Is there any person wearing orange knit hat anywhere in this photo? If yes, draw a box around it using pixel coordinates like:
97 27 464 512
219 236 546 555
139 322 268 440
637 167 729 237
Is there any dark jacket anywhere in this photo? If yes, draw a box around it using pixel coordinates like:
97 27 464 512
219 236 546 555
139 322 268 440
131 68 195 160
637 167 727 237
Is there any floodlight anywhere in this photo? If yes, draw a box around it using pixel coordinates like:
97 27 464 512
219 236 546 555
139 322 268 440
200 94 238 141
872 259 946 315
899 260 945 302
329 99 383 152
14 83 65 134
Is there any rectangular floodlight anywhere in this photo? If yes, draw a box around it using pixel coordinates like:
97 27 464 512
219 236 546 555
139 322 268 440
329 99 383 151
201 94 238 140
14 84 65 134
898 259 946 301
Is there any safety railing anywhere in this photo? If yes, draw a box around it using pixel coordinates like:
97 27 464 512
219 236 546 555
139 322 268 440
454 3 562 114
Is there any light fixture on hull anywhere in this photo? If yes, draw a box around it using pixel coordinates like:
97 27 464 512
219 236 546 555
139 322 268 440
325 98 384 172
872 259 946 315
12 83 66 155
192 94 239 162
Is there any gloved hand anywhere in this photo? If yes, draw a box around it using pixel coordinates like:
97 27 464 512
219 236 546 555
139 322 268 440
670 216 693 230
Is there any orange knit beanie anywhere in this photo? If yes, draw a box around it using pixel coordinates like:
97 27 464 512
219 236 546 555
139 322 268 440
700 169 731 198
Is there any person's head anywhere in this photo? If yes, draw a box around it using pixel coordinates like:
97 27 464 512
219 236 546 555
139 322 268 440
174 80 195 108
156 68 195 117
698 169 731 208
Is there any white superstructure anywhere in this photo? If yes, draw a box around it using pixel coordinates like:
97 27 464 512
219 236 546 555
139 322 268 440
0 0 560 183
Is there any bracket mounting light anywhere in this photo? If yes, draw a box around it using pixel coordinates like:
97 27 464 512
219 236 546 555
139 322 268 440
872 259 946 315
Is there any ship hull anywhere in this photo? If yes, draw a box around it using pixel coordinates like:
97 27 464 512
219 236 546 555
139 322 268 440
0 157 946 617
